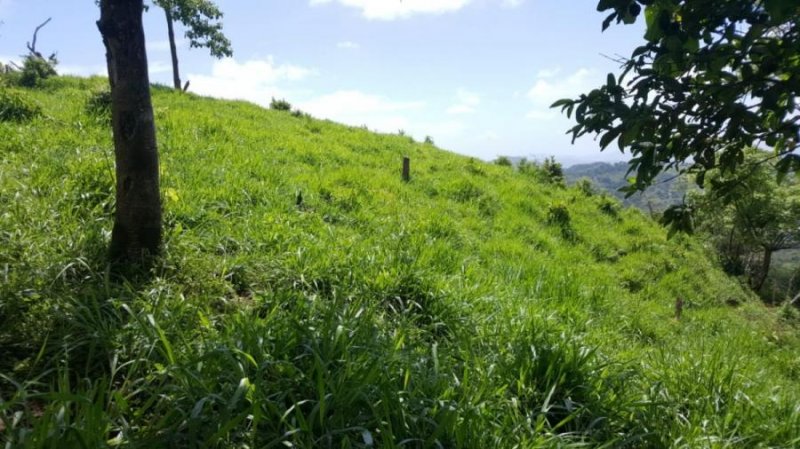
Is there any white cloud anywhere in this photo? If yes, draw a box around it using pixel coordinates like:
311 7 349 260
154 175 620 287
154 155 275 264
148 38 187 52
187 57 315 106
446 88 481 115
59 63 108 77
310 0 472 20
536 67 561 79
336 41 360 50
502 0 524 7
298 90 424 132
526 67 598 120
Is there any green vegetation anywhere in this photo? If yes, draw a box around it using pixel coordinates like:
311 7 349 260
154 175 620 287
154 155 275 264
564 162 691 213
556 0 800 192
1 76 800 448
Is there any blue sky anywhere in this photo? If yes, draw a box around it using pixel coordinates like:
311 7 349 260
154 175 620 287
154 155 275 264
0 0 645 165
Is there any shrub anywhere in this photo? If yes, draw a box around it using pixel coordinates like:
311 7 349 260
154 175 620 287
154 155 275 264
291 109 309 119
542 156 564 186
547 202 576 240
575 178 594 196
17 55 58 88
598 196 620 217
494 156 513 167
270 97 291 111
85 89 112 123
424 135 434 145
0 87 41 122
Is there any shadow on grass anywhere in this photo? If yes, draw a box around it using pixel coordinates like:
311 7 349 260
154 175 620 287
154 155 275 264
0 229 161 386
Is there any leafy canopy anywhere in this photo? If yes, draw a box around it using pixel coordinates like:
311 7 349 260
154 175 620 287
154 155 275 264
553 0 800 194
152 0 232 58
690 150 800 289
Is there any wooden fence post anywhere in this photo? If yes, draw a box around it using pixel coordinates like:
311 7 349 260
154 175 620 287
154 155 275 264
402 156 410 182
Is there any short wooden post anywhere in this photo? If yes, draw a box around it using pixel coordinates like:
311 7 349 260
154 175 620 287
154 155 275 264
402 156 410 182
675 297 684 320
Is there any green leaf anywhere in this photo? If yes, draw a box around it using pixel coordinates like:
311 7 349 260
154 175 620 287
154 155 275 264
607 72 617 89
599 128 621 150
764 0 798 21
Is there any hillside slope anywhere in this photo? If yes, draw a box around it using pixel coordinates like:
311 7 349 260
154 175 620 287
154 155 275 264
1 77 799 448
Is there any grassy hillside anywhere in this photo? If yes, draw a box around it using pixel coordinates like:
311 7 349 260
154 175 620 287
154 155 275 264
1 76 799 448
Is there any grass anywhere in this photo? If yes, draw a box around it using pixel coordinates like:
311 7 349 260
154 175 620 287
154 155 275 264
1 76 799 448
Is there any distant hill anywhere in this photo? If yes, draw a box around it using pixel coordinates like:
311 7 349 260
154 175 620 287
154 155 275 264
565 161 693 213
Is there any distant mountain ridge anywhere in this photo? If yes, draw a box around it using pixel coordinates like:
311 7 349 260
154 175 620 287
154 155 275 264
564 161 693 212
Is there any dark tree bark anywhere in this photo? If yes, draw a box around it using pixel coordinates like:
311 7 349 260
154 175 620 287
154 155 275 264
164 8 181 90
98 0 162 262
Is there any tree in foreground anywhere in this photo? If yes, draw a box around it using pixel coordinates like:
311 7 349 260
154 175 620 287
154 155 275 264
152 0 232 90
690 151 800 294
98 0 161 262
554 0 800 208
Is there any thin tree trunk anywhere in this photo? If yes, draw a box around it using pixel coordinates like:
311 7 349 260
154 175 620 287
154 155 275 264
753 247 773 292
98 0 162 262
165 8 181 90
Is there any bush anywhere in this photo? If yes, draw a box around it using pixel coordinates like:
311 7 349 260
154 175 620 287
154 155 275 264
598 196 620 217
85 89 112 123
542 156 564 186
18 55 58 88
424 135 434 145
547 202 576 240
270 97 292 111
494 156 513 167
0 87 41 122
575 178 594 196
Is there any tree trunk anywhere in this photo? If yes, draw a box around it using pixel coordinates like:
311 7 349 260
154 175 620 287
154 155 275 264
98 0 162 262
753 247 773 292
165 8 181 90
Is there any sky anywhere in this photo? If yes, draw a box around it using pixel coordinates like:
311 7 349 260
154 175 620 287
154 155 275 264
0 0 646 166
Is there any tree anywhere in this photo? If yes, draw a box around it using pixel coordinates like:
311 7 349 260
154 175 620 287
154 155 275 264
690 150 800 293
98 0 162 262
151 0 232 90
553 1 800 199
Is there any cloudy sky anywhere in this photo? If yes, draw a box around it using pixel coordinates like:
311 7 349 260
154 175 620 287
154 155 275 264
0 0 645 165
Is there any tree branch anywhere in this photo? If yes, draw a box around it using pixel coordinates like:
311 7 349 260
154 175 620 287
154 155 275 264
26 17 52 58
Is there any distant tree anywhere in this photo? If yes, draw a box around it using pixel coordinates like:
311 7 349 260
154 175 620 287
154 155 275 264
270 97 292 111
16 18 58 88
691 151 800 293
542 156 565 185
554 1 800 213
494 156 513 167
151 0 232 90
98 0 162 262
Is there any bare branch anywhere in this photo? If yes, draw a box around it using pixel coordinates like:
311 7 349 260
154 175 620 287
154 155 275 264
26 17 52 58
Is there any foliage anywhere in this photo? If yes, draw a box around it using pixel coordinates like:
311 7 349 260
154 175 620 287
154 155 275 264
542 156 565 186
564 161 692 212
0 87 41 122
493 156 513 166
1 76 799 447
17 54 58 88
547 202 576 240
269 97 291 111
554 0 800 193
574 177 594 196
691 150 800 296
152 0 232 58
85 89 112 123
424 135 434 145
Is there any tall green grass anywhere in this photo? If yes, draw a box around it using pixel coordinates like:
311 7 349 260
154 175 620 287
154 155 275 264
1 76 799 448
